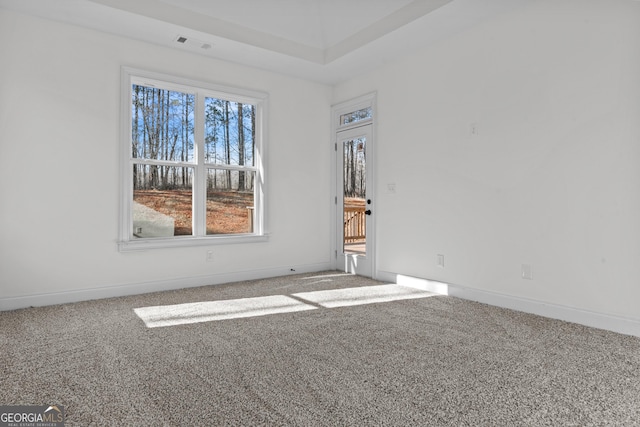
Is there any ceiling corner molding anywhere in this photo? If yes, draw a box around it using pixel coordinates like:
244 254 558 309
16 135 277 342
324 0 454 63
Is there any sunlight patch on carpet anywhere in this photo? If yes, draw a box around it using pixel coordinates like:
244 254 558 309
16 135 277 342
134 284 437 328
134 295 317 328
292 284 436 308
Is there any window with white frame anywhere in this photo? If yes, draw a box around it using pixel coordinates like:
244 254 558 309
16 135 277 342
119 68 267 250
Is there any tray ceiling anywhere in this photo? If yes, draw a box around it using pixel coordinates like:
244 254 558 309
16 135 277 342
0 0 529 84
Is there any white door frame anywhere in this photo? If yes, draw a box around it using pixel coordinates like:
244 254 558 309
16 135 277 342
330 93 377 278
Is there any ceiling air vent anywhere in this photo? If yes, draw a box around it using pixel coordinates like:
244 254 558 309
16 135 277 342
174 35 214 51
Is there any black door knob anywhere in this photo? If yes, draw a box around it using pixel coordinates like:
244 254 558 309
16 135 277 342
365 210 372 215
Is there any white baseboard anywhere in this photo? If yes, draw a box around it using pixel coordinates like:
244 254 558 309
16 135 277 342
377 270 640 338
0 262 332 311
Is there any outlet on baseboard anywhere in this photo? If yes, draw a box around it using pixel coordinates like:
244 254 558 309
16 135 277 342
206 250 214 263
521 264 533 280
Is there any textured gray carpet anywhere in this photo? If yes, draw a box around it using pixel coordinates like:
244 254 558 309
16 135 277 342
1 271 639 426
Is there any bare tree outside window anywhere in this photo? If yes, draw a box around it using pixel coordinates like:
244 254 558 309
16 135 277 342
130 83 257 238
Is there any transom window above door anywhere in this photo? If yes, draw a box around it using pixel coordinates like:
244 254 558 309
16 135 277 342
339 107 372 127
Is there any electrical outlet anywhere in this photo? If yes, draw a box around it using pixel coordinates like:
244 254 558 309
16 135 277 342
206 251 214 262
521 264 533 280
437 254 445 268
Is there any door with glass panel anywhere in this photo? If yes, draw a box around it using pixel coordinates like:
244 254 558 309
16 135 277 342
336 124 374 277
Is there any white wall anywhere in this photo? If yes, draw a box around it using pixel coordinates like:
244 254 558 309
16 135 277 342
0 9 333 308
334 0 640 322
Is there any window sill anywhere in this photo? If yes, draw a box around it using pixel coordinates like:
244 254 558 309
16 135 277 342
118 234 269 252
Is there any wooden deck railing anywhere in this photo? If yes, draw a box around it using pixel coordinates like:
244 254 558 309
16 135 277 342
344 206 366 242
